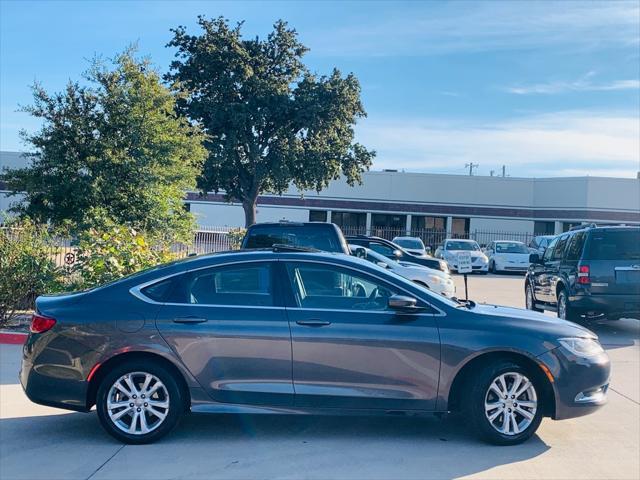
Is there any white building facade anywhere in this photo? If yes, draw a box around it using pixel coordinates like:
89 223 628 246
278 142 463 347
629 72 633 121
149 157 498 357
2 151 639 247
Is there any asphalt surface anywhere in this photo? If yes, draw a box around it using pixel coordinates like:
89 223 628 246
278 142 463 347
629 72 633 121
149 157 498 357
1 273 638 480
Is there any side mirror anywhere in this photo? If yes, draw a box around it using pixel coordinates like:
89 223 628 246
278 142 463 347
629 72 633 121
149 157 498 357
529 253 542 264
388 294 421 311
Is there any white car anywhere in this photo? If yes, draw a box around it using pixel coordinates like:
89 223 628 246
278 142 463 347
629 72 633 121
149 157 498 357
392 236 428 256
350 245 455 297
484 240 531 274
434 239 488 273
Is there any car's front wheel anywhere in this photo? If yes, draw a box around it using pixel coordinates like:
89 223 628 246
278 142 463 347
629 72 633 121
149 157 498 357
525 284 542 312
467 361 544 445
96 360 184 444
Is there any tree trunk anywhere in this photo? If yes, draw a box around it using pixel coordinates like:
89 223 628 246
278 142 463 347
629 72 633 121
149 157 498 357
242 197 257 227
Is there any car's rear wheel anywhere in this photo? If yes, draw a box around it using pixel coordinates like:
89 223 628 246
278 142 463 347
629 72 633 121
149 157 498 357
466 361 544 445
525 284 542 312
96 360 183 444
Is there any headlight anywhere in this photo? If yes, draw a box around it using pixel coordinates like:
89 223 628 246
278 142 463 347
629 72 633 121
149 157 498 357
558 337 604 358
426 275 443 285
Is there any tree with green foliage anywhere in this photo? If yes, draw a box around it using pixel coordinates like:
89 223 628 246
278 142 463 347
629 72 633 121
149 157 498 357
166 17 375 226
2 49 207 242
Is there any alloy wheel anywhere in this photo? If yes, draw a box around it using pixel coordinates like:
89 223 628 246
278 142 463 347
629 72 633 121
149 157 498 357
484 372 538 436
106 371 170 435
526 286 533 310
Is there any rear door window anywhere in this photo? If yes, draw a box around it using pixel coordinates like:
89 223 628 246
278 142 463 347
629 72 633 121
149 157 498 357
585 230 640 260
170 262 274 306
565 232 586 261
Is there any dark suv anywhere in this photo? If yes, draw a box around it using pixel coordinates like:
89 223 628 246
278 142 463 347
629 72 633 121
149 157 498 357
346 235 448 272
525 225 640 321
241 222 349 254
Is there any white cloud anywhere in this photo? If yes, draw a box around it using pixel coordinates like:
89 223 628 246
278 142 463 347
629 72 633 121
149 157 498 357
309 1 640 56
506 72 640 95
356 111 640 178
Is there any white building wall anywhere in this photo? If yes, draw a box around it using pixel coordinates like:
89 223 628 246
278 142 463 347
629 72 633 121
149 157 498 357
191 202 308 228
469 217 535 233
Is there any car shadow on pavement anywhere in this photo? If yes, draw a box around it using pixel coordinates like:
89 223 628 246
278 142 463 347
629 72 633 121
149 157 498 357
0 411 550 479
589 318 639 350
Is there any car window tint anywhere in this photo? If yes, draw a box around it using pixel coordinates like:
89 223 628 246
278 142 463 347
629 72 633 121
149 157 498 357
543 237 558 262
286 263 398 311
179 263 273 306
551 235 569 261
586 230 640 260
565 232 586 261
141 278 175 302
369 243 396 256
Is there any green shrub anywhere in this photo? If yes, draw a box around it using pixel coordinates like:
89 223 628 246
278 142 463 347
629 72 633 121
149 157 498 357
0 218 63 325
74 219 176 289
227 227 247 250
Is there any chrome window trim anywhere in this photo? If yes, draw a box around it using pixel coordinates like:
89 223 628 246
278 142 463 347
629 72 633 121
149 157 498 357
129 255 447 316
129 259 279 307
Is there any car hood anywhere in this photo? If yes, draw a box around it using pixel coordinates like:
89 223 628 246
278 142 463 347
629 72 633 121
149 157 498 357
405 249 426 256
446 250 486 260
471 303 597 338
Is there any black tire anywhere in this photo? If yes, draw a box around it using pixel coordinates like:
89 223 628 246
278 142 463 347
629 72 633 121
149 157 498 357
557 289 578 321
490 261 497 274
96 359 184 444
525 284 542 312
466 361 544 445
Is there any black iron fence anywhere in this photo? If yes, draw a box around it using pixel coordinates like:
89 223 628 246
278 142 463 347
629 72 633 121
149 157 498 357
338 225 535 251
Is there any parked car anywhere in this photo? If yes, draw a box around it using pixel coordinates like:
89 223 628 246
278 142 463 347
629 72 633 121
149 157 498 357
21 248 609 445
350 245 455 297
392 236 428 256
346 235 448 272
528 235 555 254
434 239 489 273
241 221 349 254
485 241 531 274
525 225 640 321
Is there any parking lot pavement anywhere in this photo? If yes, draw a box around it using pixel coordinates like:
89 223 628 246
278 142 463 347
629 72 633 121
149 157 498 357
1 275 638 480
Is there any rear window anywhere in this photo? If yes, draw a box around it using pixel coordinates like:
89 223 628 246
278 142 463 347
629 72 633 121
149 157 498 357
243 225 344 252
585 230 640 260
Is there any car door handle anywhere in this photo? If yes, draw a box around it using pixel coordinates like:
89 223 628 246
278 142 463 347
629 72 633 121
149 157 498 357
173 317 208 324
296 319 331 327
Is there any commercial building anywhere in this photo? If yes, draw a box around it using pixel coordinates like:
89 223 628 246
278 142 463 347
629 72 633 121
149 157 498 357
2 151 639 247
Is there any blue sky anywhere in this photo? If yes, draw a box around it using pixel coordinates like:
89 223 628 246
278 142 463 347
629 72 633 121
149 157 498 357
1 0 639 178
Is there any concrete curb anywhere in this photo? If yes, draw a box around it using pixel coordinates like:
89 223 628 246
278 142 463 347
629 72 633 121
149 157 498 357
0 331 28 345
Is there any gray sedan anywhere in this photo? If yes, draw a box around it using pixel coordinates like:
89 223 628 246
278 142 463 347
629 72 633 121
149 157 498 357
20 249 610 445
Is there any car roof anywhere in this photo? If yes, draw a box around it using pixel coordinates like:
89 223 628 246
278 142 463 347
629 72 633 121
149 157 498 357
246 221 336 228
444 238 477 242
494 240 525 244
393 236 421 241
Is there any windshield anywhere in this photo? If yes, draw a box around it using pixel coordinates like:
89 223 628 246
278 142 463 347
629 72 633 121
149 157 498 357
394 238 424 250
445 241 480 251
540 237 553 248
495 242 529 254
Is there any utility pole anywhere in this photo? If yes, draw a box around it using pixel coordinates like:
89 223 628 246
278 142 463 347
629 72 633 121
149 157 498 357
465 163 479 176
490 170 495 177
501 165 507 177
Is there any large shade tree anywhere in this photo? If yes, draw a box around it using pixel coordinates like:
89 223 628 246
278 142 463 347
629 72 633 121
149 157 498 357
166 17 375 226
2 50 207 242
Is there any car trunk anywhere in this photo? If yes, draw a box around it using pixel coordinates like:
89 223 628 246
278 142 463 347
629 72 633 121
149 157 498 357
584 229 640 296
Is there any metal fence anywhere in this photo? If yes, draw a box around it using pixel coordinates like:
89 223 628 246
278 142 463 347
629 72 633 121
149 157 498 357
338 225 536 251
3 224 538 269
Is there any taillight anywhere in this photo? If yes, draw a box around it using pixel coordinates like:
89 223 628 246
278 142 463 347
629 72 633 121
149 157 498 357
30 313 56 333
577 265 590 284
